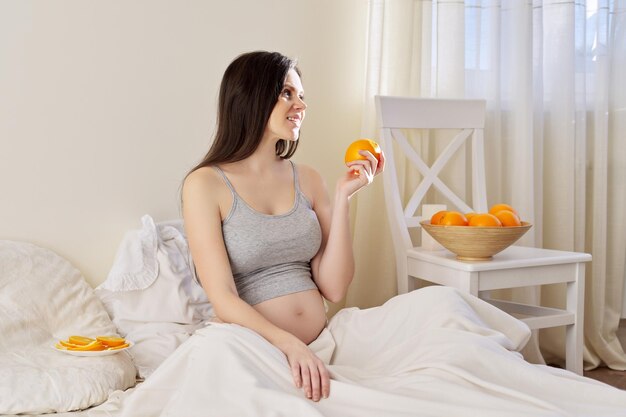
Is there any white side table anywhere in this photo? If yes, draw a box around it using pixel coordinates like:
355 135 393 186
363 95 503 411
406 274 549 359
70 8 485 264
404 245 591 375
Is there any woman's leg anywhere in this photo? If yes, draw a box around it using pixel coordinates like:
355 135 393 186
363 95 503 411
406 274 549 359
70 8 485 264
326 285 530 368
117 323 325 417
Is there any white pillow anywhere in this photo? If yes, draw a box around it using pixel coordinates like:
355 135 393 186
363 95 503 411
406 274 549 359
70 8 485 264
95 215 214 379
0 240 136 415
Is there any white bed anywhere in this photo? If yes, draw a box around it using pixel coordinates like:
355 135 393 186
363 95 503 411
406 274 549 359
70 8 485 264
2 216 626 417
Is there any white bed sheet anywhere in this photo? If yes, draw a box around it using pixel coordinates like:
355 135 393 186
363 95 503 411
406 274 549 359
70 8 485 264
79 286 626 417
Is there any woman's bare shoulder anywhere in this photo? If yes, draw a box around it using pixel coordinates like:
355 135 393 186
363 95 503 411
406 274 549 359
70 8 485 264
182 166 226 203
294 163 325 187
293 162 329 208
184 166 221 189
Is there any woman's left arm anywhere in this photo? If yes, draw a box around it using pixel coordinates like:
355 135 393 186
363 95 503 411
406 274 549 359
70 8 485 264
305 150 384 303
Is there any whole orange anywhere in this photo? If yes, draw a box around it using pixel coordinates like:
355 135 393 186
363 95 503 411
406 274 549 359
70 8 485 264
489 203 518 216
344 139 382 166
494 210 522 227
430 210 448 225
469 213 502 227
439 211 469 226
465 212 477 222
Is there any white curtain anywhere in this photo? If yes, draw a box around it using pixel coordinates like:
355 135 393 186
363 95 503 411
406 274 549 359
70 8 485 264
351 0 626 370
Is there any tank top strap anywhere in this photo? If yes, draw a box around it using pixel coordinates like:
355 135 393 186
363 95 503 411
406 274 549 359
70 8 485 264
213 165 237 197
288 160 301 193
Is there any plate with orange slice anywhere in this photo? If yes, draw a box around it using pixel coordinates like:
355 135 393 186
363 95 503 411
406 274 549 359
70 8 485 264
53 335 133 357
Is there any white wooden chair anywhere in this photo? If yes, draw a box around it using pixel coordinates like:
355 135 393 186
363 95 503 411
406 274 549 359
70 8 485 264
375 95 591 374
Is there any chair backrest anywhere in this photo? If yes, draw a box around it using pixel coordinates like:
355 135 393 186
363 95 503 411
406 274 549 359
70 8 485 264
375 96 488 250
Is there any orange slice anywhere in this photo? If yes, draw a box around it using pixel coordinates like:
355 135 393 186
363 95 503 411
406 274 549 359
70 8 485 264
96 336 127 347
59 339 82 349
66 340 106 351
69 335 95 346
106 343 130 350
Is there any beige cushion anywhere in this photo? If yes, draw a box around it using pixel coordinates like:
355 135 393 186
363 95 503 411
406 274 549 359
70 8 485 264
0 240 136 415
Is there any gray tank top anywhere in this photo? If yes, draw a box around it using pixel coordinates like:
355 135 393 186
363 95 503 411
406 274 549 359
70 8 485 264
214 161 322 305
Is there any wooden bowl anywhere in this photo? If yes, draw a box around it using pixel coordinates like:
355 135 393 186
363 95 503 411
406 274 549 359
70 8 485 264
420 221 532 261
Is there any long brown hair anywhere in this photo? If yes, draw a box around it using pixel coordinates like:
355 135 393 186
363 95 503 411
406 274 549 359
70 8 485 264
188 51 301 175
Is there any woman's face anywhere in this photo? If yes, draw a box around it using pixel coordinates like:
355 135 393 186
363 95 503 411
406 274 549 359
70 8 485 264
265 69 307 142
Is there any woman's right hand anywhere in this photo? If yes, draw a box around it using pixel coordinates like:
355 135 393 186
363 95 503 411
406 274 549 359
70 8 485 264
277 338 330 401
338 149 385 199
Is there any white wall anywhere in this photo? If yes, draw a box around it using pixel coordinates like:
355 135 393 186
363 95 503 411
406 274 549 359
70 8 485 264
0 0 369 287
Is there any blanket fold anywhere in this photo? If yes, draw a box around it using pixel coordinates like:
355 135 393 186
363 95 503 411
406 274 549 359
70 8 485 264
95 215 213 379
87 286 626 417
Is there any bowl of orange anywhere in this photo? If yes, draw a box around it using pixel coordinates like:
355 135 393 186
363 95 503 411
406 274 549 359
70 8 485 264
421 204 532 261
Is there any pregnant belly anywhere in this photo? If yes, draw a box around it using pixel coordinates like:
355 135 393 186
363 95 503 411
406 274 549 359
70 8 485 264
253 289 327 344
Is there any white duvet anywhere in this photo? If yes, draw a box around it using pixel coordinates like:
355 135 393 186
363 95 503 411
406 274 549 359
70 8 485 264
87 286 626 417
